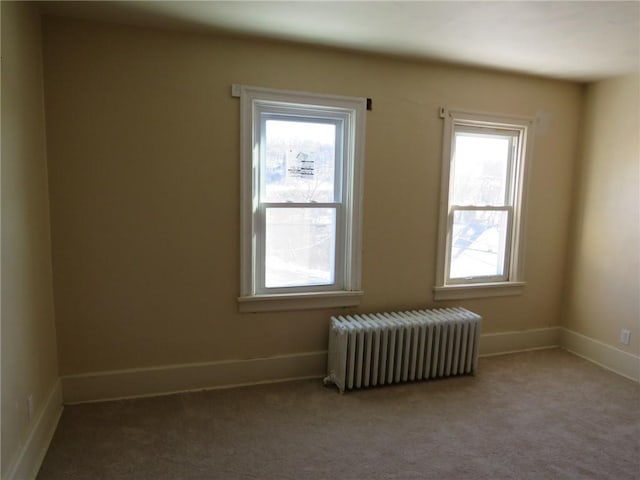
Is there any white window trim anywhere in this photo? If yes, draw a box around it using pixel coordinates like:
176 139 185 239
235 85 366 312
434 108 534 301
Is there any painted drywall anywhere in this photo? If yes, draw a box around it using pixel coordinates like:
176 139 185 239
564 74 640 356
41 17 582 376
1 2 59 477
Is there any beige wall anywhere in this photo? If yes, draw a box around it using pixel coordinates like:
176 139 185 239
1 2 59 476
42 18 582 376
564 74 640 354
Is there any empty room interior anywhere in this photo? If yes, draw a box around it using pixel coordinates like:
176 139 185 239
2 1 639 479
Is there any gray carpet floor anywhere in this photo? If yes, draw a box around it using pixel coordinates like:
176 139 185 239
37 349 640 480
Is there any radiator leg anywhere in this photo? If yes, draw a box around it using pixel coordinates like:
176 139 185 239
323 374 345 393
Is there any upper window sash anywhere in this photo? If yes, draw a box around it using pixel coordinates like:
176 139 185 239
450 127 519 208
258 113 344 204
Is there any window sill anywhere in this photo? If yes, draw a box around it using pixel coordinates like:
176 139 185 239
238 290 364 313
433 282 525 301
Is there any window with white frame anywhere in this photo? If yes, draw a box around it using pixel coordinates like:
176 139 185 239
235 85 366 312
434 109 533 300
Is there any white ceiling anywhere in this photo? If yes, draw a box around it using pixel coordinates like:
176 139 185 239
40 1 640 82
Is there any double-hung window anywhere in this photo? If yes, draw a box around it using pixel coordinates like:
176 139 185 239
434 109 533 300
235 86 366 312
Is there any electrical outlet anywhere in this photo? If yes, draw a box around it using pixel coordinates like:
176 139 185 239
620 329 631 346
27 394 34 421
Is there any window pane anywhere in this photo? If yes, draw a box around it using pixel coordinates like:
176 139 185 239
263 119 337 203
265 208 336 288
450 209 509 279
451 133 511 206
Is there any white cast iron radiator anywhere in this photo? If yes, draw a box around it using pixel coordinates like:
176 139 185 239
324 308 482 393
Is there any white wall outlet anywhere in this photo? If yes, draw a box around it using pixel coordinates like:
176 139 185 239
620 329 631 345
27 394 34 421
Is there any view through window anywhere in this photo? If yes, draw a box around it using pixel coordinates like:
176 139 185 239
262 118 339 288
449 130 516 280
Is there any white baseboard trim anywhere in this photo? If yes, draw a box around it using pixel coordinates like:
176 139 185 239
62 327 567 404
5 379 63 480
561 328 640 382
479 327 561 357
62 351 328 404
